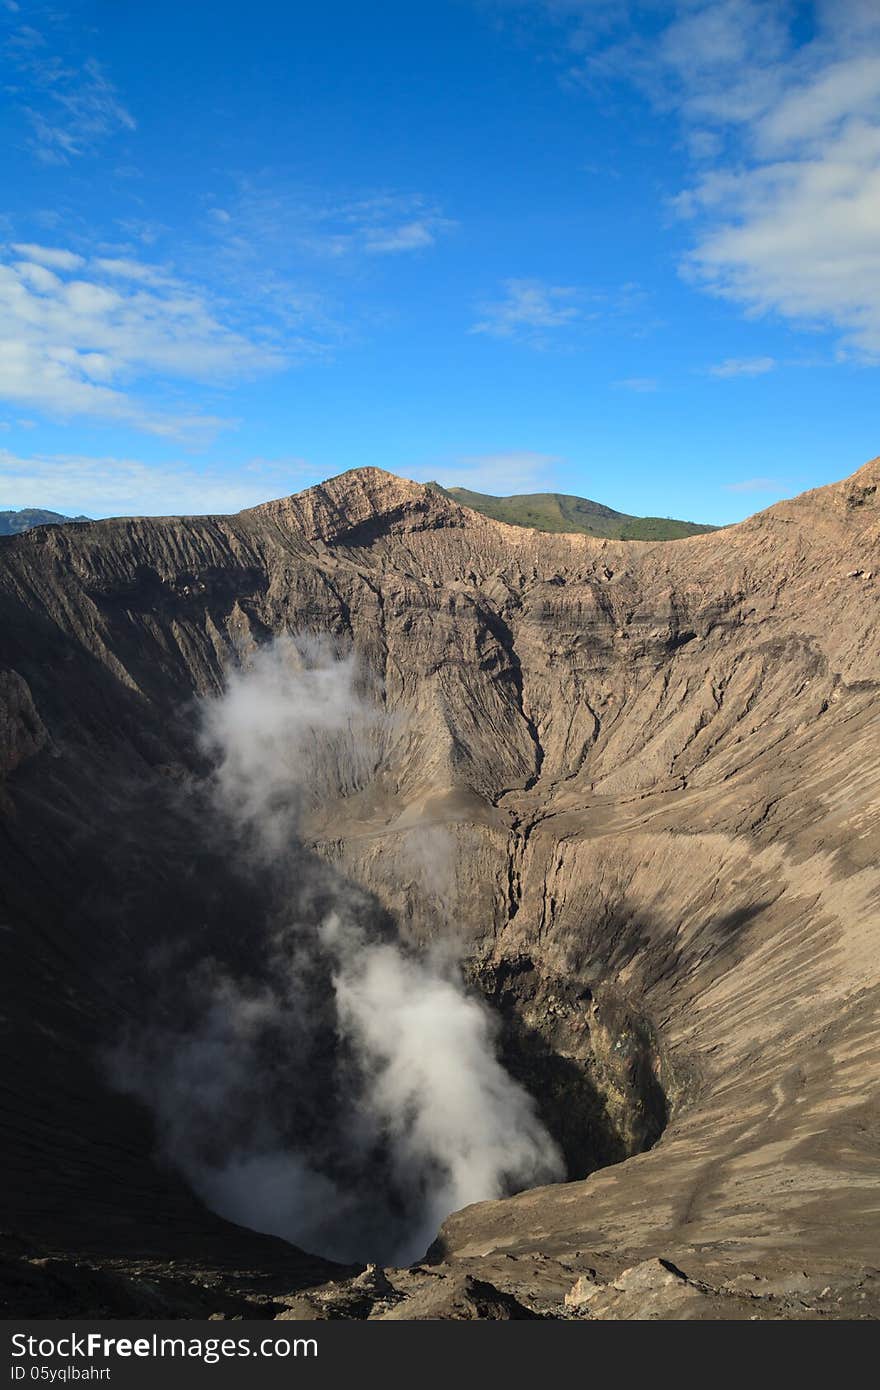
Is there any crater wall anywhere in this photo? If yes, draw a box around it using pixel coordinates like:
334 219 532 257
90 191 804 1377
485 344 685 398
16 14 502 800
1 462 878 1316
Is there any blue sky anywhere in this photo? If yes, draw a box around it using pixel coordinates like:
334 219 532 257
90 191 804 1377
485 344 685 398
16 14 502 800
1 0 879 524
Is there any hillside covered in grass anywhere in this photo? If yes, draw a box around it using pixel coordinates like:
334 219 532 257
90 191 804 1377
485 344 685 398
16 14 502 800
429 484 717 540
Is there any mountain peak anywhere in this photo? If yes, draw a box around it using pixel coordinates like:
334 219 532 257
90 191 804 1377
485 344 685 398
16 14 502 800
242 466 452 543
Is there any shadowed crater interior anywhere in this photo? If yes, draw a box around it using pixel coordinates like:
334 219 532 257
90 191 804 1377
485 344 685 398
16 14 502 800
468 954 668 1181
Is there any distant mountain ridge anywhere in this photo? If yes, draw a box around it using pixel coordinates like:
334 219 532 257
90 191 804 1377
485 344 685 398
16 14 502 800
0 508 90 536
0 486 715 541
428 483 717 540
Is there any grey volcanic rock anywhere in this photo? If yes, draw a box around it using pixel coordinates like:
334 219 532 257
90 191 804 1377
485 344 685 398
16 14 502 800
375 1273 541 1321
0 670 47 779
0 460 879 1318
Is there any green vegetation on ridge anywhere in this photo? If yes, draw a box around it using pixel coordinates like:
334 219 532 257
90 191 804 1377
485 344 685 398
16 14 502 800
428 484 717 540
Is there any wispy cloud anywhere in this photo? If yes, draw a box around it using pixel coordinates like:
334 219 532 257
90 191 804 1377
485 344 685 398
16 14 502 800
318 194 456 258
10 242 83 271
470 278 581 343
91 257 178 287
190 182 455 346
0 449 316 517
412 449 559 494
0 245 286 438
709 356 775 378
116 218 167 248
205 184 455 264
363 219 446 254
613 376 658 391
4 17 135 163
513 2 880 360
668 4 880 357
724 477 785 494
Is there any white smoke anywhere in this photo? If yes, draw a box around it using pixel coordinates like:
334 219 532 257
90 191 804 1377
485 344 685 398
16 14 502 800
199 633 390 852
113 634 563 1266
321 913 563 1260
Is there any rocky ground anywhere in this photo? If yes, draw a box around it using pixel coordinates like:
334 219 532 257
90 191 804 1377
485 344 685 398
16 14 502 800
0 459 878 1319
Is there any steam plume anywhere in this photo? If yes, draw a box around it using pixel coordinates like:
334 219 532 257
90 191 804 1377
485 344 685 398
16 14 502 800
111 635 563 1265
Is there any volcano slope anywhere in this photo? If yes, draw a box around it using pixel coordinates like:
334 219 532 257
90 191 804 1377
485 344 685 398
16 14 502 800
0 460 878 1319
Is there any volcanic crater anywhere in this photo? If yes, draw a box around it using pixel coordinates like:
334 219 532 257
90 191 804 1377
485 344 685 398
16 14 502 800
1 461 879 1319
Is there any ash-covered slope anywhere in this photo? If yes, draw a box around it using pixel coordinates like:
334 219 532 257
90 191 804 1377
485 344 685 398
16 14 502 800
0 460 879 1318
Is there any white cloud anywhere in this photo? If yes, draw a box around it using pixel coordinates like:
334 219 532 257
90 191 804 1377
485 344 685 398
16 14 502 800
92 257 175 286
0 247 284 437
521 2 880 359
709 356 775 378
757 55 880 153
336 196 455 256
724 477 785 493
11 243 84 271
0 449 316 517
670 7 880 357
14 260 62 294
681 115 880 355
471 278 580 341
363 219 445 254
613 376 658 391
411 450 559 494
